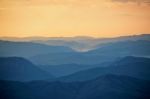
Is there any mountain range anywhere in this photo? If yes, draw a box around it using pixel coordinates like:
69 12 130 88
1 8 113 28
38 63 109 77
0 34 150 99
0 57 54 81
0 75 149 99
0 40 73 58
1 34 150 51
58 56 150 82
30 40 150 65
1 56 149 82
0 34 150 65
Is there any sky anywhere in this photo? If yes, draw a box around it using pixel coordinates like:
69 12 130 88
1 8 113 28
0 0 150 37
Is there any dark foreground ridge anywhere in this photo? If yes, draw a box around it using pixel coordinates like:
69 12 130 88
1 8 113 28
0 75 150 99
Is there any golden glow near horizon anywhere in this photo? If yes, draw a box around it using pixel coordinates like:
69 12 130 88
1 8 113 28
0 0 150 37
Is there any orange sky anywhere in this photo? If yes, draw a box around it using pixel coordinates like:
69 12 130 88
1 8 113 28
0 0 150 37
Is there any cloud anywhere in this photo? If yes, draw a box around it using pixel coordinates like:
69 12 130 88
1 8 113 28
111 0 150 5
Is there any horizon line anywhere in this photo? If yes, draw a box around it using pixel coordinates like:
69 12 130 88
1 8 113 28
0 33 150 39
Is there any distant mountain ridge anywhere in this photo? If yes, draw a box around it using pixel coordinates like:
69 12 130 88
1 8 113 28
1 34 150 51
0 34 150 41
30 40 150 65
0 40 74 57
88 40 150 56
0 37 150 65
